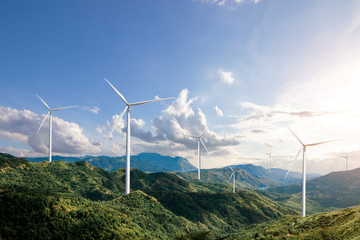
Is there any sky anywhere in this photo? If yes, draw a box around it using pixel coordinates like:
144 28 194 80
1 0 360 175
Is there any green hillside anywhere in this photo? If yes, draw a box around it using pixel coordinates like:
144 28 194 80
232 205 360 239
0 187 201 240
0 153 297 239
265 167 360 214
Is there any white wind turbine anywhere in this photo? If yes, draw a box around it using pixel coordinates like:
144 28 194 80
340 154 350 171
105 78 174 195
187 129 208 180
228 166 241 193
36 95 77 163
288 127 334 217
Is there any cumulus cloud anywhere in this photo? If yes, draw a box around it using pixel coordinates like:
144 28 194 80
213 106 224 117
104 89 240 151
0 106 101 155
218 69 235 84
153 89 240 150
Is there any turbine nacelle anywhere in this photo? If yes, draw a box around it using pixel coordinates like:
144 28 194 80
105 78 175 143
36 95 77 135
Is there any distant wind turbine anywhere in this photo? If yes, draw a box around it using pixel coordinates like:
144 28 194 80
36 95 77 163
187 129 208 180
265 152 272 174
340 154 350 171
228 166 241 193
104 78 174 195
288 127 334 217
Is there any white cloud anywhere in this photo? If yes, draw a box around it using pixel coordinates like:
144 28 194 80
213 105 224 117
218 69 235 84
82 106 100 114
0 106 101 155
153 89 240 150
104 89 240 153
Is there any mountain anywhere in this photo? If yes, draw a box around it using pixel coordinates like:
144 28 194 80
26 152 197 173
232 205 360 239
177 164 309 189
265 167 360 213
1 153 297 238
233 164 320 181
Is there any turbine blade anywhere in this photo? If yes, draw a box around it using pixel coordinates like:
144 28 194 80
228 172 235 182
37 95 51 110
185 135 198 138
285 169 291 179
199 138 208 152
229 166 234 172
199 128 206 137
306 140 336 147
285 147 302 178
36 111 50 134
288 126 304 146
104 78 129 105
52 105 78 111
130 97 175 106
106 106 128 143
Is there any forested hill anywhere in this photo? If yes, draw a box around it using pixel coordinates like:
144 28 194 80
26 152 197 173
264 167 360 214
0 153 297 239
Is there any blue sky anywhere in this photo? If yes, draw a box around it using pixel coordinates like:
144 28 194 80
1 0 360 174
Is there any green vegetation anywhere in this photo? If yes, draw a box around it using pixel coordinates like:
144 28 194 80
0 153 297 239
231 205 360 239
264 168 360 214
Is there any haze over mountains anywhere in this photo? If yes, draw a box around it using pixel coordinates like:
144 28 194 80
26 153 197 173
26 152 321 189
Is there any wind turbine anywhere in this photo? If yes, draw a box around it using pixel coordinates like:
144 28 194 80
36 95 77 163
228 166 241 193
104 78 174 195
265 152 272 174
340 154 350 171
288 127 334 217
187 129 208 180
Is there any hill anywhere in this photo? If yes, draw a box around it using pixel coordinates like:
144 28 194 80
0 153 297 238
26 152 197 173
232 205 360 239
264 167 360 213
0 187 201 239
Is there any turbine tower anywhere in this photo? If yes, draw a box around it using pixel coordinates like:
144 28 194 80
187 129 208 180
265 152 272 174
340 155 350 171
288 127 334 217
105 78 174 195
228 166 241 193
36 95 77 163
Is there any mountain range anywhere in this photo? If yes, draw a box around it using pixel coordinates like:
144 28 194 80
2 153 360 239
0 153 296 239
26 152 323 189
26 153 197 173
